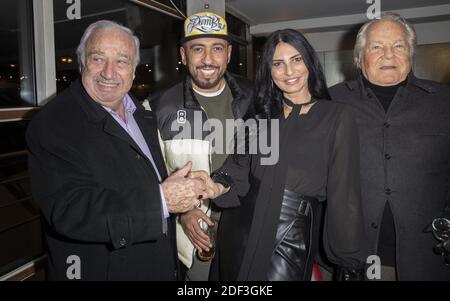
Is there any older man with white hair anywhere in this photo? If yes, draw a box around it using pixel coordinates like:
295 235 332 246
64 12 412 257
330 12 450 280
27 20 207 280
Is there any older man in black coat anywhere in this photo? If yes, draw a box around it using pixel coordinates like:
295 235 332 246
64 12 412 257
26 20 206 280
329 13 450 280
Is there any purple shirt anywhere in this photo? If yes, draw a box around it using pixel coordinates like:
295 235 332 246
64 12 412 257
102 95 169 219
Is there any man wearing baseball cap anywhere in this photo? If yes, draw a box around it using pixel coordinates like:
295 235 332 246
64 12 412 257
149 11 253 280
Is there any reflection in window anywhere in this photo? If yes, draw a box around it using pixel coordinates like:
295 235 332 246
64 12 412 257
226 13 248 78
53 0 184 100
226 13 246 39
228 41 248 78
0 0 36 108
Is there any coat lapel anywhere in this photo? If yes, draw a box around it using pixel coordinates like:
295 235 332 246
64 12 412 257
133 107 168 179
72 79 167 180
102 117 145 158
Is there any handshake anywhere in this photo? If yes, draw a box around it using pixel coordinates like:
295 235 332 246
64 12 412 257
161 161 230 214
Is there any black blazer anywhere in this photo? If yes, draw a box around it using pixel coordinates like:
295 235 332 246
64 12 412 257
330 73 450 280
27 80 177 280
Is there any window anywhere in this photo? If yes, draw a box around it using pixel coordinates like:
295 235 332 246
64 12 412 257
226 13 246 39
228 41 248 78
0 0 42 280
226 13 249 78
0 0 36 108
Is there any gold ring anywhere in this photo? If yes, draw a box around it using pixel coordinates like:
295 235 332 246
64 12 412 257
196 200 202 208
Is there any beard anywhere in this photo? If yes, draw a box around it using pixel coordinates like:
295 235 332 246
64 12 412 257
191 75 223 90
190 65 225 90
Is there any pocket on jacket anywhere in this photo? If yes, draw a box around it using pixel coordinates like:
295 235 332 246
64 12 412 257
413 128 450 170
415 130 450 147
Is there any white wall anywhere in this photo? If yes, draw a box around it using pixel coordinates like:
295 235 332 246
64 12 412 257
249 4 450 52
187 0 225 16
304 20 450 53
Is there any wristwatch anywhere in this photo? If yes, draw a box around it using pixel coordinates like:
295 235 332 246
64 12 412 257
211 171 233 189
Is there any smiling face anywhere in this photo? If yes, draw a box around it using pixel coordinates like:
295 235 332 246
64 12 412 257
81 28 136 111
271 42 310 103
180 37 231 93
361 20 411 86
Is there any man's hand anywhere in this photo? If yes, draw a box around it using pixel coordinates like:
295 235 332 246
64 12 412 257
189 170 229 199
432 217 450 267
162 162 206 213
433 238 450 268
180 208 214 252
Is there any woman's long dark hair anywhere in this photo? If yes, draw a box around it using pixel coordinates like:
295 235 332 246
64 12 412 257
254 29 330 118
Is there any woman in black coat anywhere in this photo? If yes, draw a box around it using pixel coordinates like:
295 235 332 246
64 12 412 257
201 29 366 281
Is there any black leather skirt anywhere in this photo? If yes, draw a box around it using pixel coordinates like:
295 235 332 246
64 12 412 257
266 189 319 281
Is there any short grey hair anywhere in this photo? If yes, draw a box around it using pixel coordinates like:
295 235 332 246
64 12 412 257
354 12 416 68
76 20 140 70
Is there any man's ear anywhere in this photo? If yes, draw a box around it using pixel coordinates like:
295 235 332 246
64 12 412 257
180 46 187 66
227 44 232 64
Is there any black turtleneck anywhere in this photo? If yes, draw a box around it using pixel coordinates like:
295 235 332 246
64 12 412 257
362 75 407 112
